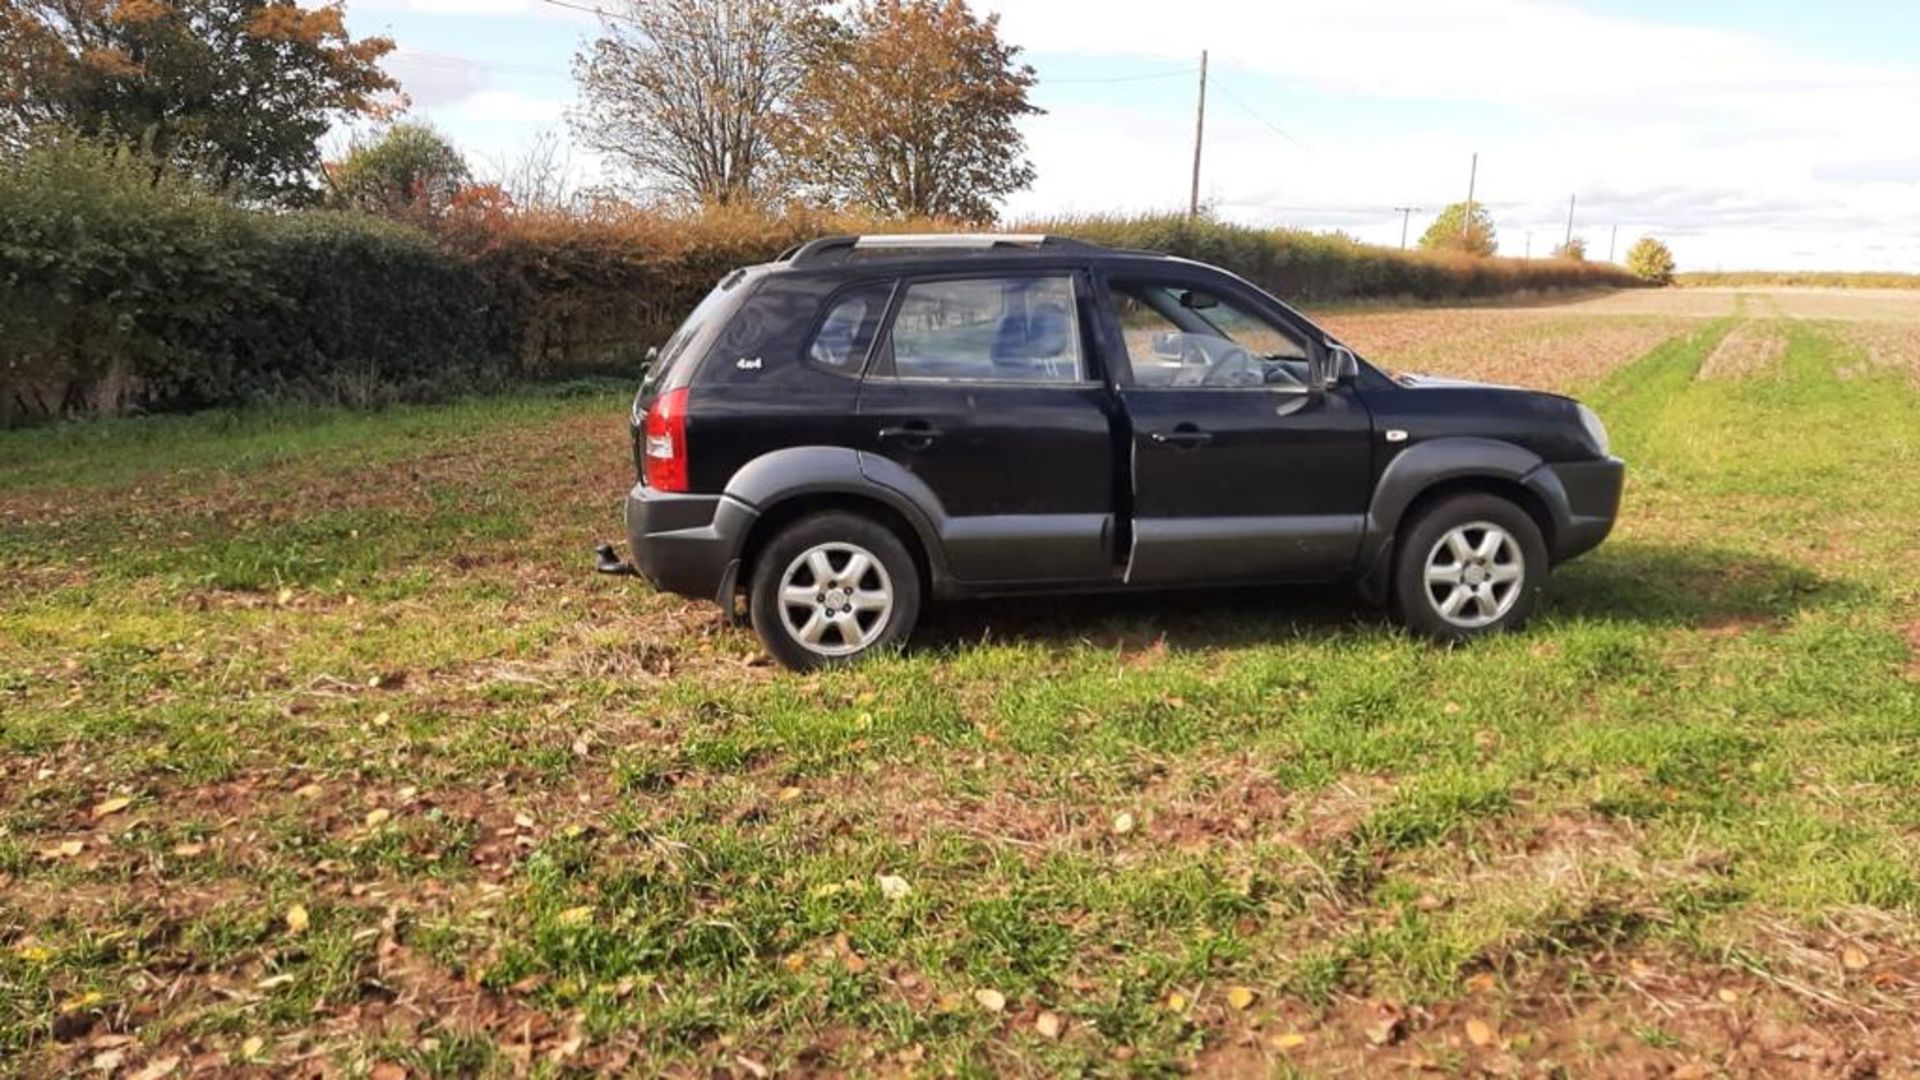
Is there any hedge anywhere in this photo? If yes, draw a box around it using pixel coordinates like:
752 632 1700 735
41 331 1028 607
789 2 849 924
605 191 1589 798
1 143 499 424
2 145 1643 424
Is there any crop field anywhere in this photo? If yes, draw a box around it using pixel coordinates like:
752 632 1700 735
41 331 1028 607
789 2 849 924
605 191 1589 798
2 288 1918 1076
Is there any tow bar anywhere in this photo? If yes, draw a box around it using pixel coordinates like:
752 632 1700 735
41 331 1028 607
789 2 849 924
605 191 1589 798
593 542 638 577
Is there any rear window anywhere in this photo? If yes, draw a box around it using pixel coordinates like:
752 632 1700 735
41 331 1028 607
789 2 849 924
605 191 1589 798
806 282 893 374
640 272 751 398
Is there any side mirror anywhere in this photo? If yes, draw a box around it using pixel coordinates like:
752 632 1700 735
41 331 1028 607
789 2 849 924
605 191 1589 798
1326 343 1360 386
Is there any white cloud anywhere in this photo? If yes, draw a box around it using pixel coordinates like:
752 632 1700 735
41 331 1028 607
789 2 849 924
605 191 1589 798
986 0 1920 270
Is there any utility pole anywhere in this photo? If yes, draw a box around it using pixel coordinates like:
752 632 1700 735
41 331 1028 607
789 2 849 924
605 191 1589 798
1394 206 1420 249
1608 224 1618 263
1563 193 1577 251
1461 152 1478 244
1188 50 1208 217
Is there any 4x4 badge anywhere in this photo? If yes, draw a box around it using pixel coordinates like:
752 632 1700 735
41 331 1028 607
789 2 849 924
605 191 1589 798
736 357 763 371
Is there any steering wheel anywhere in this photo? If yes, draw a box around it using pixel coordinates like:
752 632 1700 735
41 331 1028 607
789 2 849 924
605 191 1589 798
1199 342 1264 387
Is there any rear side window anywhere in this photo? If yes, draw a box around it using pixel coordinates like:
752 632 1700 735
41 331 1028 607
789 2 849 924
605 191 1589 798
882 276 1082 383
806 282 892 374
640 272 750 397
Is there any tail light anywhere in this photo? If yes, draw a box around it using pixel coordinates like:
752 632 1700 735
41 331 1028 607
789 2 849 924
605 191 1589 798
642 386 689 492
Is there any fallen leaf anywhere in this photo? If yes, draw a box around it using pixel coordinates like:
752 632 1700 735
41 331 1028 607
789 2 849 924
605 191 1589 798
364 808 391 828
1841 946 1870 971
1226 985 1256 1011
293 783 324 799
240 1036 264 1059
556 905 594 927
1464 972 1497 992
285 903 309 935
1717 987 1739 1003
91 1048 126 1073
368 1064 407 1080
1271 1032 1307 1050
514 812 535 829
39 840 85 860
876 873 911 900
91 796 133 820
1466 1017 1494 1047
275 587 294 606
1164 991 1188 1012
734 1055 769 1078
61 990 104 1012
1035 1011 1063 1039
129 1056 181 1080
171 842 206 857
973 988 1007 1013
256 974 296 990
1111 811 1136 835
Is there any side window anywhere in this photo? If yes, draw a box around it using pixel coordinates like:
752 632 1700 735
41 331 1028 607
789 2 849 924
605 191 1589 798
806 282 892 374
1109 280 1309 389
884 276 1082 383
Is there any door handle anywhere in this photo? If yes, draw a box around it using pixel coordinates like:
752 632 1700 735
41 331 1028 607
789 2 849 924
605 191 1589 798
877 423 943 448
1149 427 1212 448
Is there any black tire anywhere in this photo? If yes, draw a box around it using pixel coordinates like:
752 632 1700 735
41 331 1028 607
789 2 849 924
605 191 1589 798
748 511 921 671
1392 492 1549 643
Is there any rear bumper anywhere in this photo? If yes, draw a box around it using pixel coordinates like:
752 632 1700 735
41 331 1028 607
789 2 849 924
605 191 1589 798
1534 456 1624 563
624 483 758 604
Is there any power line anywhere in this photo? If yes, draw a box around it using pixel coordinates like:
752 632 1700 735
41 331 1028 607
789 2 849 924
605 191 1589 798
1210 77 1308 151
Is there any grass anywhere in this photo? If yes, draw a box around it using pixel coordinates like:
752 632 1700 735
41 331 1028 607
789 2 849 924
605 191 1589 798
2 295 1918 1075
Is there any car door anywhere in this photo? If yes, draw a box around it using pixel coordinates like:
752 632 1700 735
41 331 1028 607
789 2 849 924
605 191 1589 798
1098 271 1375 585
856 271 1121 586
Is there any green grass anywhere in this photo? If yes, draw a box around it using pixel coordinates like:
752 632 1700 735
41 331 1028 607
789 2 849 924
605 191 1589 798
2 310 1917 1074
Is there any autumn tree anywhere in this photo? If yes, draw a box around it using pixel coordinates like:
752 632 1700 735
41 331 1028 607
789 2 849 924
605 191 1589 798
1626 236 1675 284
0 0 398 203
779 0 1038 223
571 0 823 206
1553 236 1588 261
1417 201 1497 257
326 122 470 218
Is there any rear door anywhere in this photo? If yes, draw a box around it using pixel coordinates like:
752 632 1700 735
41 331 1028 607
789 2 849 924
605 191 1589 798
1099 271 1375 584
856 271 1120 586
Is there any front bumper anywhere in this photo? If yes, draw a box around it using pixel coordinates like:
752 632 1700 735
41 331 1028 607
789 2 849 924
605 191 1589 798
623 482 758 605
1533 456 1625 563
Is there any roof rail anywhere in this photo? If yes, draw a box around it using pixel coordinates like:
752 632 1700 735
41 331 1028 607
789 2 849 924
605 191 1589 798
784 233 1100 266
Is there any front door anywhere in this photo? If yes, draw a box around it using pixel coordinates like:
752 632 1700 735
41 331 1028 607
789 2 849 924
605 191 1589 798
1100 273 1375 584
857 272 1119 586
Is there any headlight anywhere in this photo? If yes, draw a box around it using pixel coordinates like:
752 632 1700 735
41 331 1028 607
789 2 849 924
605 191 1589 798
1576 404 1610 457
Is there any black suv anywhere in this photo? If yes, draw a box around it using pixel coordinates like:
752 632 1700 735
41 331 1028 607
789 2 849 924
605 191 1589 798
621 234 1623 670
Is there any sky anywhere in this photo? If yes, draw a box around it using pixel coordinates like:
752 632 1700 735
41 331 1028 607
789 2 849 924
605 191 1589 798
340 0 1920 272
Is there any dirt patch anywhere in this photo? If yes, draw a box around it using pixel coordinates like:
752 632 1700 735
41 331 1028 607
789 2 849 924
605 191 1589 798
1834 320 1920 385
1312 308 1693 392
1698 323 1787 379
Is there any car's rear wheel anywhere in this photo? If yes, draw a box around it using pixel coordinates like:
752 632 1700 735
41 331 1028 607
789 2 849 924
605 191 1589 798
749 512 920 671
1393 492 1548 642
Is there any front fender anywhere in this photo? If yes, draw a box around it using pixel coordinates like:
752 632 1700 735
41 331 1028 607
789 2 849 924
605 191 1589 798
1357 437 1573 585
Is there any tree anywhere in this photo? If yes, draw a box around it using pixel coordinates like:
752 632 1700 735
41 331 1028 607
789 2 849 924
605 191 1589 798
1417 201 1497 257
571 0 823 207
325 122 470 218
780 0 1039 223
1553 237 1588 261
0 0 398 203
1626 236 1675 284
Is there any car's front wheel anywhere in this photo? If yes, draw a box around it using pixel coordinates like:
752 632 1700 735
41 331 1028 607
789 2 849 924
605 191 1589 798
748 512 921 671
1393 492 1548 642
